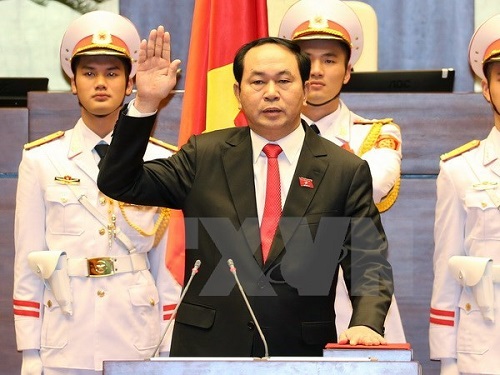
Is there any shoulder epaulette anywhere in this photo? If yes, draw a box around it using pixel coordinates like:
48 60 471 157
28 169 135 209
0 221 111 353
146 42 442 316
149 137 179 153
354 117 394 125
440 140 480 162
24 131 65 150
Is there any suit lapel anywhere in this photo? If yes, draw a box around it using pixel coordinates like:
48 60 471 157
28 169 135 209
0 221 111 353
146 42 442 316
221 129 263 265
264 125 329 269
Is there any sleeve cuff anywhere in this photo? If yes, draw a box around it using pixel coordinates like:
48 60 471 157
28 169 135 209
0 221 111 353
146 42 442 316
127 99 158 118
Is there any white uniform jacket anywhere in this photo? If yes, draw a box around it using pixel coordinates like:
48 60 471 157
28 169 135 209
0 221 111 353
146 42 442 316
302 100 402 204
13 119 181 371
302 99 405 342
430 127 500 374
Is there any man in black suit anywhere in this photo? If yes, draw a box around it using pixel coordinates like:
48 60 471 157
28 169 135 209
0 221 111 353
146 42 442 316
97 27 393 357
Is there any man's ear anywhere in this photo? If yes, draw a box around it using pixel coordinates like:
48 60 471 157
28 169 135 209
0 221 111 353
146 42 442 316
233 82 242 109
125 77 134 96
343 64 352 84
303 81 310 105
482 79 491 103
70 78 77 95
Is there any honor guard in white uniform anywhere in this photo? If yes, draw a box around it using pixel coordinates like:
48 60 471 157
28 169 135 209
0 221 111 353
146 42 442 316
13 11 181 375
430 13 500 375
279 0 404 342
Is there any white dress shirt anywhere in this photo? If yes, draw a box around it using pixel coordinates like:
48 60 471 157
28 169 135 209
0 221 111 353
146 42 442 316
250 124 305 225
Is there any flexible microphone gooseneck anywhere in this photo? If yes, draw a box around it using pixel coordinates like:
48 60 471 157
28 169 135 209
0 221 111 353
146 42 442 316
227 259 269 359
151 259 201 358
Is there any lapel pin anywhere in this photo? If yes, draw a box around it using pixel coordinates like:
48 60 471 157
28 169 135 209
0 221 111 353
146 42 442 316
55 175 81 185
299 177 314 189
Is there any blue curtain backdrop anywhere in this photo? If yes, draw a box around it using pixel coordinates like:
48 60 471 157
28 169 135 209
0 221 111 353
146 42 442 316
121 0 475 92
121 0 195 90
363 0 474 92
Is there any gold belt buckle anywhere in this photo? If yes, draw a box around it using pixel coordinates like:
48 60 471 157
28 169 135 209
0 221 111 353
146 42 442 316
87 257 115 277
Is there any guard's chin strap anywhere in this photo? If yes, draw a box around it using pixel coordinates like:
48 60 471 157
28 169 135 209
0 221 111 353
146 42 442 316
79 101 124 118
305 89 341 107
490 94 500 118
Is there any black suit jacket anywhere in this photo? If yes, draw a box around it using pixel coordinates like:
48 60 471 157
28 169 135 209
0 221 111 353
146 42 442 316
98 112 393 357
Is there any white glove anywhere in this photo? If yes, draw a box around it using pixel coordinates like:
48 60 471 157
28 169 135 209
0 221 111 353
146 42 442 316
440 358 459 375
21 349 43 375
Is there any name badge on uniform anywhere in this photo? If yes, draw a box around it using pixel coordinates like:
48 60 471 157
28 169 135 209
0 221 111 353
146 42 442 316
55 175 80 185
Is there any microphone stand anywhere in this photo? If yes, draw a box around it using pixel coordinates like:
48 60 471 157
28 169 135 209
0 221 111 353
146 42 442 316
151 259 201 358
227 259 269 359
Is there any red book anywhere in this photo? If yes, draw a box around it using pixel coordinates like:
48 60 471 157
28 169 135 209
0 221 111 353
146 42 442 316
325 343 412 350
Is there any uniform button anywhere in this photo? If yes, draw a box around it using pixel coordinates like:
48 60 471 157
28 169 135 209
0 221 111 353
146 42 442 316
99 197 106 206
97 290 105 298
465 303 471 312
247 321 255 330
481 202 487 208
99 228 106 235
149 298 155 306
47 300 52 308
61 197 68 203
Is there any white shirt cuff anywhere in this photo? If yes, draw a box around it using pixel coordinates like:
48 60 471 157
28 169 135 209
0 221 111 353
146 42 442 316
127 99 158 117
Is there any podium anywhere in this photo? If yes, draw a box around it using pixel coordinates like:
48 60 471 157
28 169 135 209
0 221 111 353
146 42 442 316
103 346 422 374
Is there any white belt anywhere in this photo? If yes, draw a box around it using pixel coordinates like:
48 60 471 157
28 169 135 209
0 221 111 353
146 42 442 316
67 253 149 277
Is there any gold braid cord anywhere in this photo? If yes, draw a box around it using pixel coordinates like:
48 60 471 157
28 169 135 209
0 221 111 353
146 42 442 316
357 122 401 213
376 177 400 213
118 202 171 247
152 208 170 247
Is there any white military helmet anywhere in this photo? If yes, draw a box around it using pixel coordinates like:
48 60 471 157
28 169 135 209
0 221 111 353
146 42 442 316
278 0 363 66
60 10 141 79
469 14 500 80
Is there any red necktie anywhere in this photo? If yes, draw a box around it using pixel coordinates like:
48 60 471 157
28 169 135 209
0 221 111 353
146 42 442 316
261 144 283 262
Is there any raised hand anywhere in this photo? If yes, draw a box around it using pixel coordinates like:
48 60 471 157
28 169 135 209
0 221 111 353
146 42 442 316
134 26 181 113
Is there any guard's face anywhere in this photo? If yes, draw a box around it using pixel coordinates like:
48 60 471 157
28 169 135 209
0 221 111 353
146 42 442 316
71 55 133 117
297 39 350 110
233 43 308 141
482 61 500 127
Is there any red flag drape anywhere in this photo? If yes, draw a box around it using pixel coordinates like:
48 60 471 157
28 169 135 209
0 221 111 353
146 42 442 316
166 0 268 285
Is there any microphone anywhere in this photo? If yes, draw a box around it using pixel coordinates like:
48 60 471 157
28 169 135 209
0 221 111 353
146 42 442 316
227 259 269 359
151 259 201 358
